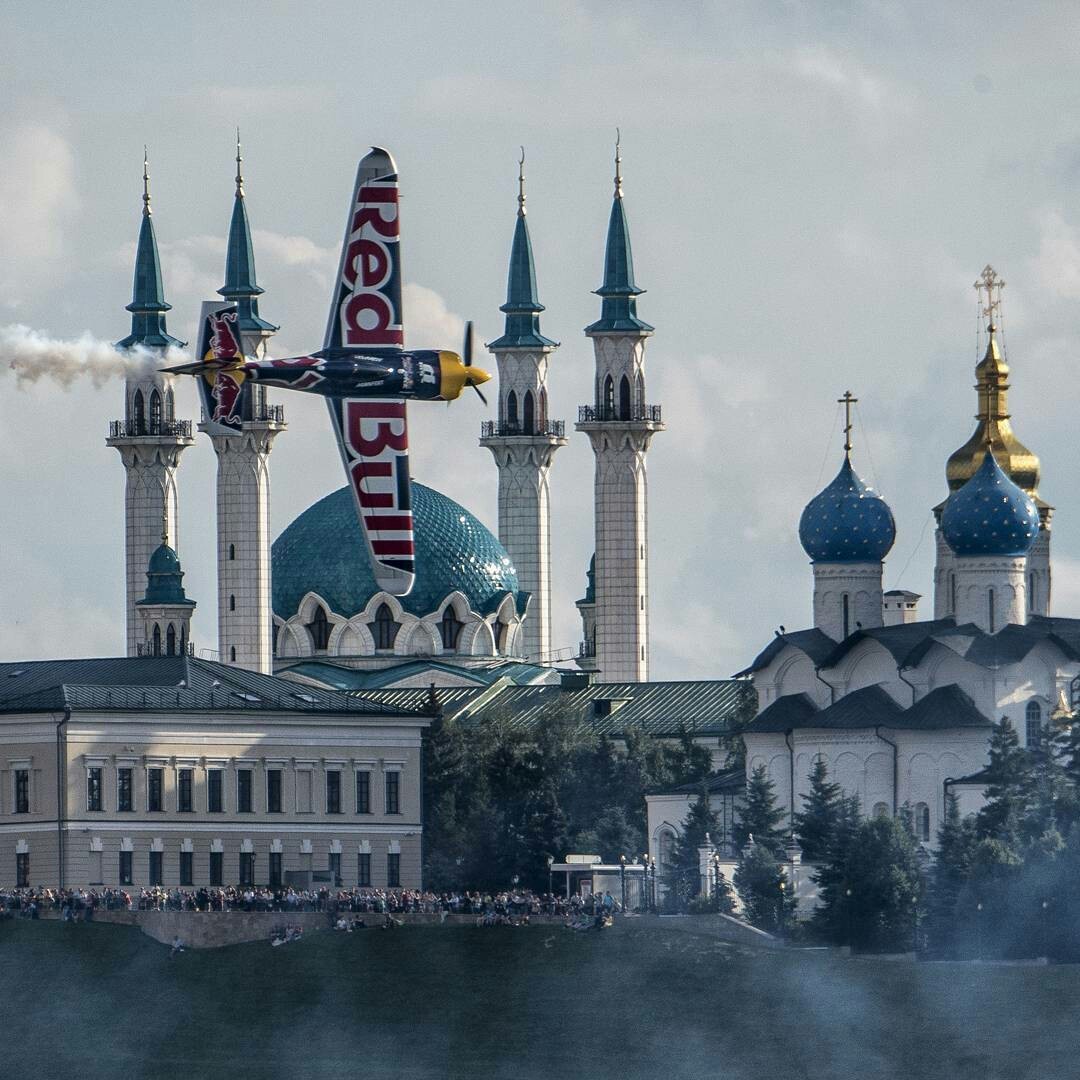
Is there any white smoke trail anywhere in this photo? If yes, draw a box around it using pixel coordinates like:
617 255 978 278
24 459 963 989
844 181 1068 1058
0 324 189 388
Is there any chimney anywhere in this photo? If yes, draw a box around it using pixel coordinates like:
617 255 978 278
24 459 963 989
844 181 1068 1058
882 590 921 626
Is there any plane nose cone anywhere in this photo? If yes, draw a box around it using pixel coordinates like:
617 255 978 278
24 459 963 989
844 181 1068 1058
470 367 492 385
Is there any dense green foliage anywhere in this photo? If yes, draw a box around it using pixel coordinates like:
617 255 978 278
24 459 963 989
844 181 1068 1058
666 790 723 908
422 705 712 891
735 842 796 933
793 757 843 863
733 763 786 855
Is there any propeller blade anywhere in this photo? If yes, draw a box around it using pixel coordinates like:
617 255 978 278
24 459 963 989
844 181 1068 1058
463 321 474 367
471 382 488 406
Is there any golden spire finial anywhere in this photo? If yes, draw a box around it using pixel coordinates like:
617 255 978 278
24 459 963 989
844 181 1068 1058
142 146 151 217
614 127 623 199
975 264 1005 330
838 390 858 458
235 127 244 198
517 146 526 217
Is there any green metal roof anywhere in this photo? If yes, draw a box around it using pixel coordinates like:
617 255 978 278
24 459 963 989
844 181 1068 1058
585 195 653 335
218 189 277 334
272 483 525 619
0 657 430 716
489 212 557 350
137 543 195 607
279 658 553 690
116 210 185 351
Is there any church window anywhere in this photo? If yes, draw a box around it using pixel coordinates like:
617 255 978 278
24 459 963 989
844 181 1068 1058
949 572 957 615
230 646 236 662
1029 572 1037 612
492 618 507 653
307 605 331 651
152 623 161 656
164 388 175 424
842 594 850 639
506 390 518 431
132 389 145 435
229 594 236 612
166 623 176 656
603 375 615 419
1026 700 1043 747
658 829 675 869
372 603 399 651
988 588 995 634
619 375 631 420
915 803 930 842
872 802 889 819
149 389 162 434
523 390 535 435
229 543 236 561
439 607 464 651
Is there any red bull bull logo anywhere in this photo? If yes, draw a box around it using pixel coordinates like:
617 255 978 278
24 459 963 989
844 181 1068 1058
207 310 242 360
211 370 245 425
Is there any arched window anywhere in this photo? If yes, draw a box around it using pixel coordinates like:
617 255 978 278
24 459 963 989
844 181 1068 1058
988 588 996 634
179 626 187 654
949 572 957 615
132 389 145 435
439 607 463 651
164 388 175 424
166 623 176 656
229 543 236 561
1029 572 1037 613
603 375 615 418
149 389 162 434
658 829 676 869
915 803 931 842
229 595 236 612
635 372 644 411
619 375 631 420
1026 700 1043 748
372 603 399 651
506 390 518 431
539 388 548 428
492 618 507 653
229 646 236 662
523 390 535 435
307 605 331 651
151 623 161 656
842 594 850 639
872 802 889 819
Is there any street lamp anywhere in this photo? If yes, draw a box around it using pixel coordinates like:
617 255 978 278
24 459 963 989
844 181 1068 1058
976 901 983 962
547 855 554 900
640 854 649 913
845 887 853 951
778 880 786 936
619 854 627 913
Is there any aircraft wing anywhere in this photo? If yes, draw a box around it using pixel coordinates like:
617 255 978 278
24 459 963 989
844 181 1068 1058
322 147 414 595
328 395 415 596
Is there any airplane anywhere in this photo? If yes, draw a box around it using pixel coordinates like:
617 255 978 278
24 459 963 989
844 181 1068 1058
165 147 491 598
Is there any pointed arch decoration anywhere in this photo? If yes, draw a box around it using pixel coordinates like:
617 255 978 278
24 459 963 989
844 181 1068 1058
603 375 615 418
166 623 176 656
151 623 161 656
132 389 145 435
506 389 518 430
149 388 162 433
523 390 535 435
619 375 631 420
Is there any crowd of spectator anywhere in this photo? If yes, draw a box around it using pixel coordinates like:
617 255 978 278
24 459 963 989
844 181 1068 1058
1 885 622 924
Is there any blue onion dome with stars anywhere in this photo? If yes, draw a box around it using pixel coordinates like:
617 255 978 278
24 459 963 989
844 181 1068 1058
799 456 896 563
941 448 1039 558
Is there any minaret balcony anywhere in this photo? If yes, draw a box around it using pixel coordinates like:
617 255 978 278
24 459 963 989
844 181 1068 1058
108 419 194 440
480 419 566 439
577 404 662 425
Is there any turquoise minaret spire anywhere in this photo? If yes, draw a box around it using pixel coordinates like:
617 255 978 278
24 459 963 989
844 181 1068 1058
116 150 185 350
585 134 653 334
489 151 556 350
218 132 277 334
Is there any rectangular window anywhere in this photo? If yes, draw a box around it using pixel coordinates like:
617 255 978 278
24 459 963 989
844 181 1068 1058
387 852 400 889
267 769 283 813
179 851 193 887
356 771 371 814
1027 720 1043 748
147 768 164 812
207 770 223 813
14 769 29 814
239 852 255 886
329 852 341 886
358 852 371 887
385 771 400 815
177 768 193 812
86 767 103 812
16 852 29 888
209 851 223 886
237 770 253 814
117 768 133 812
326 770 342 814
119 851 133 886
149 850 163 886
269 852 282 887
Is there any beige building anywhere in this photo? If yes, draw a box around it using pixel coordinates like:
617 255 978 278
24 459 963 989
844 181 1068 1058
0 656 431 891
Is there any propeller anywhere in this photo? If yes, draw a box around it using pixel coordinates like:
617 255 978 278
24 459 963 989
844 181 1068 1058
462 320 487 405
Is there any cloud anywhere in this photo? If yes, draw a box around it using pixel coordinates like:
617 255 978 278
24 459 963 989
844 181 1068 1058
1029 208 1080 301
0 123 78 303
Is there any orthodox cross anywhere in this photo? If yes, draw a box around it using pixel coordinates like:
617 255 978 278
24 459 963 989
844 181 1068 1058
838 390 857 456
975 264 1004 325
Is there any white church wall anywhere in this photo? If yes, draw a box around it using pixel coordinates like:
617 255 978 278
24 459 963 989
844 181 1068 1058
752 647 829 711
830 639 907 704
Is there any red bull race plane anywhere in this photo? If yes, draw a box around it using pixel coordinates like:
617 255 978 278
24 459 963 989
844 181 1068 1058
166 147 491 598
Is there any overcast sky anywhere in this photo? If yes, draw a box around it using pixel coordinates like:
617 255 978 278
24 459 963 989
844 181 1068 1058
3 1 1080 678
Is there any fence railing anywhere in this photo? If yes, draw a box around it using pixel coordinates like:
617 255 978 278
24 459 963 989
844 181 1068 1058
108 419 193 439
577 404 662 424
480 419 566 439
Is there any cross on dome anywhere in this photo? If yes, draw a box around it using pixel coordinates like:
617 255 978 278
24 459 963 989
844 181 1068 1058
975 264 1004 327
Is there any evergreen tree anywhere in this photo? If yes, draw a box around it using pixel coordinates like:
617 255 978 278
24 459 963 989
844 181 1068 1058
810 794 862 945
925 792 977 955
734 841 796 933
793 758 842 863
668 790 722 907
734 764 787 855
976 718 1034 845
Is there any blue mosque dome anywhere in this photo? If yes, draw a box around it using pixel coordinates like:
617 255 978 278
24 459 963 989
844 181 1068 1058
941 449 1039 558
798 457 896 563
272 483 524 619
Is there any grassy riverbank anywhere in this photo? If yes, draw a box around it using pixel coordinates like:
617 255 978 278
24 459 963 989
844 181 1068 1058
1 918 1075 1079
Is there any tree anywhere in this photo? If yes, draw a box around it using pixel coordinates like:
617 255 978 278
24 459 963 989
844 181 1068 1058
734 764 787 856
976 717 1033 845
734 841 796 933
793 758 842 863
810 794 861 945
667 790 722 908
925 791 978 956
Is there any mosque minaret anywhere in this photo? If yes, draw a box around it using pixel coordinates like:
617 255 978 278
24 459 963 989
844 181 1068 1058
108 152 194 657
480 152 566 662
201 137 286 673
576 139 664 682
